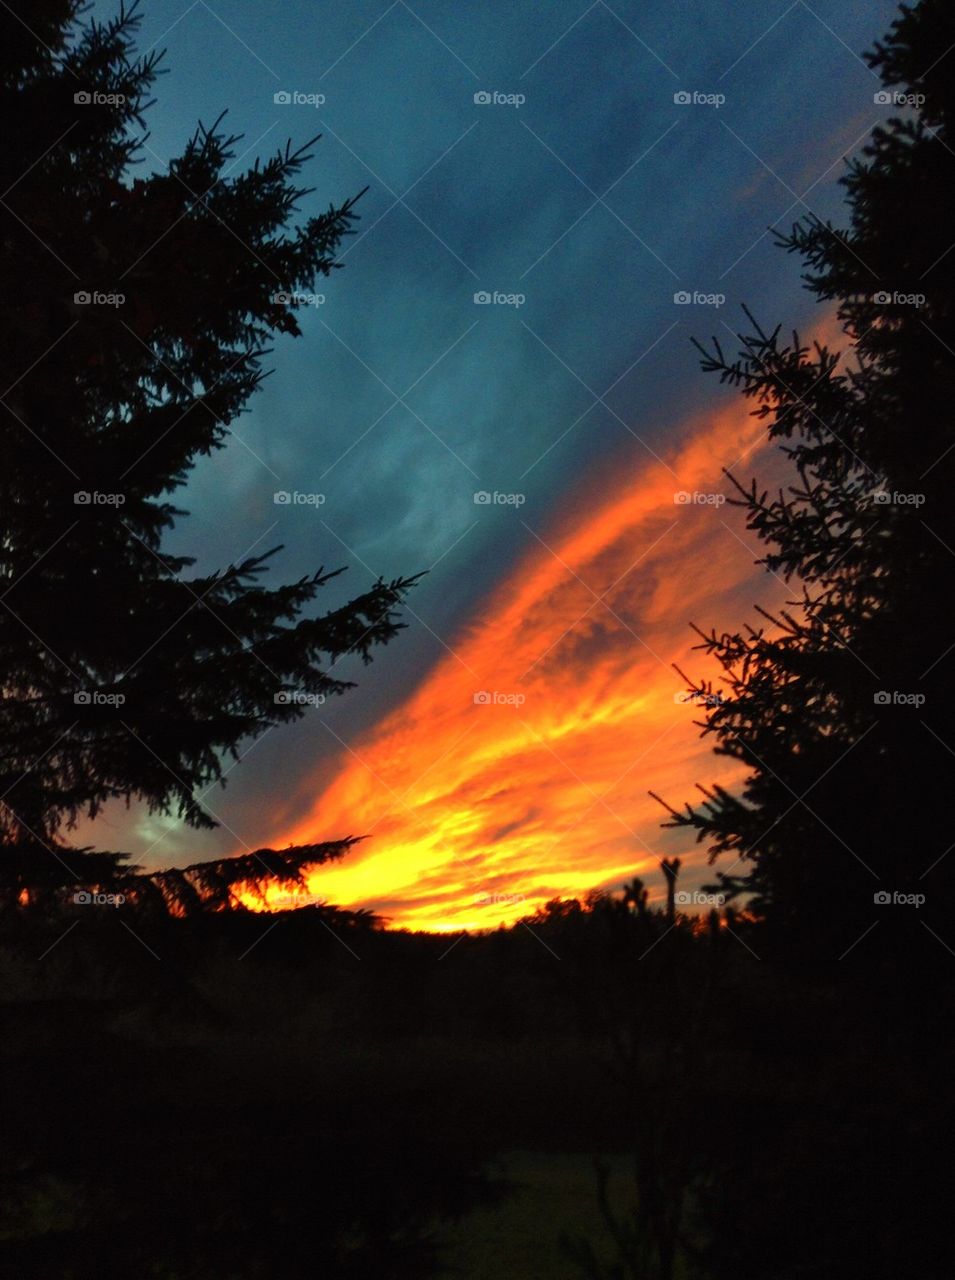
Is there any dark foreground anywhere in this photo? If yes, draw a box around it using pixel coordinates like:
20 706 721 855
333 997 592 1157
0 900 951 1279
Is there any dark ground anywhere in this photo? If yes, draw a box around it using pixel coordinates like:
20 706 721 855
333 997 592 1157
0 901 951 1279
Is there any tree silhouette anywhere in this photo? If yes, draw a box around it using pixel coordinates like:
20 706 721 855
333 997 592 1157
0 835 365 917
659 856 681 923
657 0 955 953
622 876 649 916
0 2 417 896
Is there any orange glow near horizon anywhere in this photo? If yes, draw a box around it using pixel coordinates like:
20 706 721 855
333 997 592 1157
244 317 844 930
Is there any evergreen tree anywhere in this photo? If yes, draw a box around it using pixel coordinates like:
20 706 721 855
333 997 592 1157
0 1 416 897
657 0 955 954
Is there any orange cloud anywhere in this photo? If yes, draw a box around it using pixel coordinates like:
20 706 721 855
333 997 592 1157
250 315 847 930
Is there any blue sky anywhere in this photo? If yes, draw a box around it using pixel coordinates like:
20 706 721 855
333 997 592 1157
80 0 901 880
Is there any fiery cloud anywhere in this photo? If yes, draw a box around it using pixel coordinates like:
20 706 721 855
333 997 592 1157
245 384 806 930
245 315 849 930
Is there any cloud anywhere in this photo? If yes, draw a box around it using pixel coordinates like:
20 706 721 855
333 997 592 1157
243 305 849 930
74 0 881 886
242 385 778 926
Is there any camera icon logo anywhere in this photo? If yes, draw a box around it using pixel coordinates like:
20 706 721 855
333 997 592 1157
273 491 291 504
873 690 891 704
73 491 91 504
873 291 890 304
673 91 691 105
674 890 691 904
74 291 91 305
673 291 691 304
473 491 492 504
473 691 491 704
674 490 691 504
474 91 492 104
74 692 91 705
872 490 891 504
73 91 91 105
873 890 891 904
73 890 92 904
271 290 291 304
473 291 491 304
274 691 291 704
874 91 891 105
274 90 292 105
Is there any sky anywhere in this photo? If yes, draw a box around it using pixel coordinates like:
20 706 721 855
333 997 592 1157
79 0 902 925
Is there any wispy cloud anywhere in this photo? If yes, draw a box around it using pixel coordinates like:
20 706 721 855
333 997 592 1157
251 385 799 927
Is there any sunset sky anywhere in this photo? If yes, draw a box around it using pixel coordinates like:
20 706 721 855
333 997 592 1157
79 0 899 925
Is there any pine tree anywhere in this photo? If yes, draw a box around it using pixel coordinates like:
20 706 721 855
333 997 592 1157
657 0 955 954
0 1 416 898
